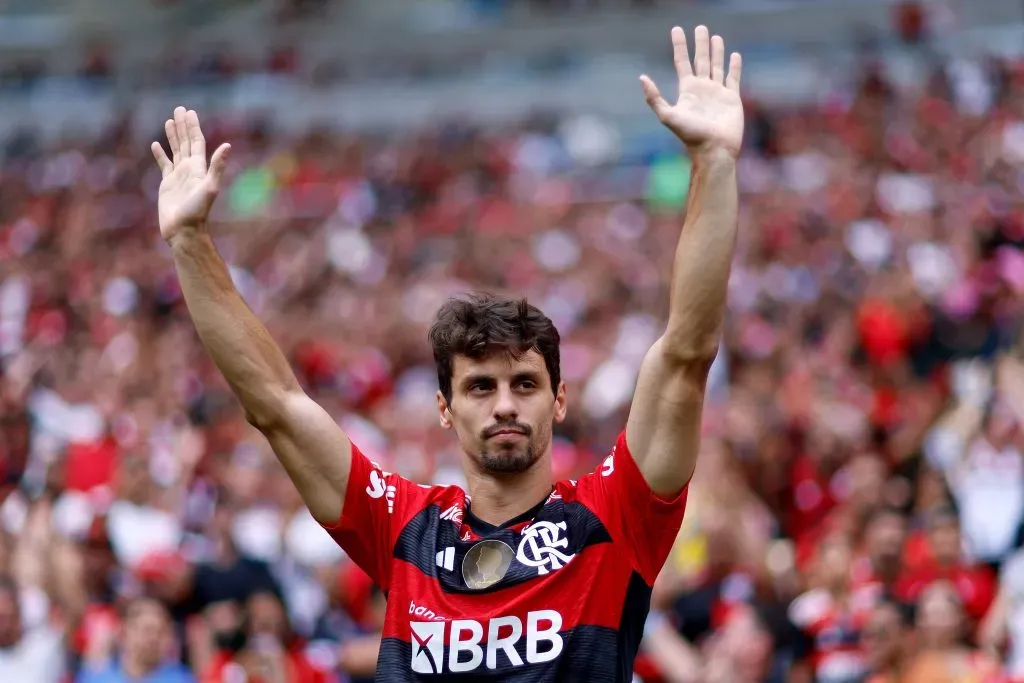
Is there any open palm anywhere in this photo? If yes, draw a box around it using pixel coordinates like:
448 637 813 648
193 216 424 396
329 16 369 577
641 26 744 158
151 107 231 242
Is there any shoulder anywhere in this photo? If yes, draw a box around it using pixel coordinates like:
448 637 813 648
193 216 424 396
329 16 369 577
552 478 581 502
392 477 467 521
164 664 199 683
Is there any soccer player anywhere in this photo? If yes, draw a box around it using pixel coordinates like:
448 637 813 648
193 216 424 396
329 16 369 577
150 25 743 681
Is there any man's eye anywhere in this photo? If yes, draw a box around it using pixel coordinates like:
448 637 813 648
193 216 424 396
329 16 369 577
517 380 537 390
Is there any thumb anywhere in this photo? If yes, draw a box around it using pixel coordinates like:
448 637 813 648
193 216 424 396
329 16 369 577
205 143 232 194
639 75 670 120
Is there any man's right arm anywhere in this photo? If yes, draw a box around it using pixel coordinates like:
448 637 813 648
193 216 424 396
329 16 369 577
170 231 350 525
153 107 350 525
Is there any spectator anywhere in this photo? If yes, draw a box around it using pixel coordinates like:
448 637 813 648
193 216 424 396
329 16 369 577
75 597 195 683
893 507 997 624
863 598 913 683
199 591 326 683
979 548 1024 679
0 576 65 683
904 581 1005 683
788 535 873 683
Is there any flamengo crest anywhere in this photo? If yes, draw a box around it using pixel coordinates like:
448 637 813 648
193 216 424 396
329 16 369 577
516 521 575 576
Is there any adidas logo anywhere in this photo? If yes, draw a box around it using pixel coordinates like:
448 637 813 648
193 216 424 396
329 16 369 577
435 547 455 572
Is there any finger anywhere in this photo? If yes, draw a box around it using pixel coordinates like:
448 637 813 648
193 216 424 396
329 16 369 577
711 35 726 84
670 26 692 92
205 143 232 194
165 119 180 163
174 106 190 158
186 110 207 164
693 25 711 79
639 75 670 121
151 142 172 177
726 52 743 91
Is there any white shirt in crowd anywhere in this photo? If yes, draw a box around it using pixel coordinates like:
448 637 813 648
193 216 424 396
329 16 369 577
0 625 65 683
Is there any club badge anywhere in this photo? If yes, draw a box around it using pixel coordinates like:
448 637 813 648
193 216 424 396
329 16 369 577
462 540 514 590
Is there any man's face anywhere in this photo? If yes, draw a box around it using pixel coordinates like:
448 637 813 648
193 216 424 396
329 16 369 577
928 516 961 565
439 350 566 475
122 600 169 670
862 603 903 669
866 512 906 571
247 593 287 640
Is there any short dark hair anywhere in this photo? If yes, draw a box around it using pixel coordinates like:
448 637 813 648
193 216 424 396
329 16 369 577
121 596 169 623
429 294 561 404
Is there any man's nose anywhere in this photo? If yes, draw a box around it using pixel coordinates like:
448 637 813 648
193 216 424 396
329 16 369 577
493 385 518 421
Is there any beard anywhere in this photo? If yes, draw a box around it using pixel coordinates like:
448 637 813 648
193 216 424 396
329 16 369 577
480 440 540 473
478 421 541 474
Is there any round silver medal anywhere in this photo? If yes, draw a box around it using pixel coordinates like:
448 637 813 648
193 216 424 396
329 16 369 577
462 539 514 590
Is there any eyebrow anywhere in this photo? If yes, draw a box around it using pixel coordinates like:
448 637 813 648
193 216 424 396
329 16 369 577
460 371 543 389
461 373 495 390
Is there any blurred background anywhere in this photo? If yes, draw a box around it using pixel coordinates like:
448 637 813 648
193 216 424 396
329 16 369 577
3 0 1024 681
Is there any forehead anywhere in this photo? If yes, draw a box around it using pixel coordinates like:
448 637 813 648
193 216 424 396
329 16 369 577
127 601 166 624
451 350 547 381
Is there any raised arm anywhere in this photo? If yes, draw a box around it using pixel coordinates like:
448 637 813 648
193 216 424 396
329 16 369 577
626 26 743 495
152 107 351 524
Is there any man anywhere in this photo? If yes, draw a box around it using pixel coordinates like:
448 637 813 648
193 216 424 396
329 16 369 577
75 597 195 683
199 591 326 683
893 507 996 623
0 576 66 683
788 534 874 683
150 25 743 680
862 598 913 683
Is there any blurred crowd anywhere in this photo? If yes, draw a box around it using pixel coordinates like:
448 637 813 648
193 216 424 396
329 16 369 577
4 35 1024 683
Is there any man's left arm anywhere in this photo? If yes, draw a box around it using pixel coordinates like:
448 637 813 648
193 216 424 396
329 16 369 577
627 25 744 495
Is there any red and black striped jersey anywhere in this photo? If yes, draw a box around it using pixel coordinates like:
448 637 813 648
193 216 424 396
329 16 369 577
320 430 689 681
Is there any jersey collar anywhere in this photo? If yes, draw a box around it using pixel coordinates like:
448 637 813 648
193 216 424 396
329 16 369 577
463 487 553 537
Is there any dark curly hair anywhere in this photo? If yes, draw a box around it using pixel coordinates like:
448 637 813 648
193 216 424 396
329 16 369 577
428 294 561 404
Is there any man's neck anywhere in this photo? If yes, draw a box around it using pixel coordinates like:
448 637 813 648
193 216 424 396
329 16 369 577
465 464 553 527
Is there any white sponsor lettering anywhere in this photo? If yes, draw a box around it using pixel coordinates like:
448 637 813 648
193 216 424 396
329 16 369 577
408 601 447 622
449 620 484 672
365 470 396 513
527 611 563 663
517 521 575 576
366 470 386 498
409 610 563 674
486 616 523 669
601 452 614 476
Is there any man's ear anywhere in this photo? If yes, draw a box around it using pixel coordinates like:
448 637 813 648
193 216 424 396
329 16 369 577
438 390 453 429
553 380 567 424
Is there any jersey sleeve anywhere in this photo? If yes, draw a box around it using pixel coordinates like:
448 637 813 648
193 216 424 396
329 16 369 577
319 443 429 592
576 430 689 586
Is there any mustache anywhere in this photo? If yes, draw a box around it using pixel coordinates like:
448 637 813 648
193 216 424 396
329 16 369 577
482 421 533 439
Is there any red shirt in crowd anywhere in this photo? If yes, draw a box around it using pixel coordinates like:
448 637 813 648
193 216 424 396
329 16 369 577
893 562 996 622
201 647 327 683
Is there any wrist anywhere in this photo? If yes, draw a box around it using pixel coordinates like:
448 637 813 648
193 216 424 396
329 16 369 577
688 144 739 167
166 225 208 250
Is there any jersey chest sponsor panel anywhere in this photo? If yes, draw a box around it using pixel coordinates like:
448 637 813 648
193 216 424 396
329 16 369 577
321 431 689 681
